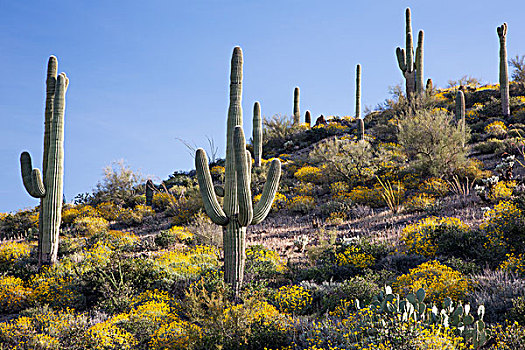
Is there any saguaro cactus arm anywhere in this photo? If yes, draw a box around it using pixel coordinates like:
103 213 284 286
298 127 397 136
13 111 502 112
234 126 253 226
20 152 46 198
396 48 407 72
415 30 424 94
252 101 262 167
252 158 281 225
195 148 229 225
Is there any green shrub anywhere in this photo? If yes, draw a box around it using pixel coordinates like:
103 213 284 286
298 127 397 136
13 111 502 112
398 109 469 177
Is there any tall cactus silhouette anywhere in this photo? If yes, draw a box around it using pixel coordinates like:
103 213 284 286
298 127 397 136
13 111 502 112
426 78 433 96
456 91 466 147
145 179 155 206
293 86 300 125
396 8 424 100
20 56 69 266
497 23 510 117
252 101 262 167
356 64 364 140
195 47 282 293
305 110 311 127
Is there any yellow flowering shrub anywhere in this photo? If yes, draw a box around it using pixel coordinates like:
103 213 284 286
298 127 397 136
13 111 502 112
404 193 436 212
480 200 525 253
419 178 449 197
29 271 83 309
287 195 315 213
96 202 121 221
294 166 323 184
101 230 139 250
401 216 469 257
347 185 384 207
168 226 194 241
491 321 525 349
0 241 31 270
246 245 286 274
393 260 470 304
62 205 99 225
410 325 467 350
499 253 525 276
150 318 201 350
0 276 32 313
86 320 137 350
152 192 176 211
0 307 88 348
72 216 109 236
335 246 375 268
465 109 479 123
485 120 507 137
153 245 219 280
275 285 312 313
210 165 225 178
487 181 516 201
330 181 351 201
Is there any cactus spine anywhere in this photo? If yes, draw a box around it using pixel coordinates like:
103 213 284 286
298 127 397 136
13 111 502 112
145 179 154 206
305 110 311 127
195 47 282 293
456 91 466 147
293 86 300 125
396 8 424 100
252 102 262 167
497 23 510 117
20 56 68 266
356 64 364 140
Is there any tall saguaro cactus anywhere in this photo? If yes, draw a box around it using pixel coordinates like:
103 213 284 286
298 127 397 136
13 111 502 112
396 8 424 100
145 179 155 206
195 47 282 293
497 23 510 117
252 101 262 167
293 86 300 125
355 64 364 140
456 91 466 147
20 56 69 266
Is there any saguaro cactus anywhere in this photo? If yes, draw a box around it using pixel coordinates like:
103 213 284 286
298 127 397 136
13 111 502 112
293 86 300 125
305 110 311 127
355 64 364 140
195 47 282 293
497 23 510 117
426 78 433 96
252 101 262 167
396 8 424 100
20 56 69 266
145 179 155 206
456 90 466 147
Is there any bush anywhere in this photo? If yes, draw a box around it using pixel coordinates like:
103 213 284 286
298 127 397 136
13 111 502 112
274 285 312 314
155 226 193 248
393 260 470 304
418 177 449 197
287 195 315 214
398 109 469 177
401 216 471 258
0 241 32 274
72 216 109 236
294 165 324 184
96 202 121 221
489 322 525 349
152 192 177 212
0 276 32 313
245 245 286 277
404 193 436 212
485 120 508 138
480 200 525 257
91 160 144 207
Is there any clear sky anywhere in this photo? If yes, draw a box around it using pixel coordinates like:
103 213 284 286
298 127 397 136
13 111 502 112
1 0 524 212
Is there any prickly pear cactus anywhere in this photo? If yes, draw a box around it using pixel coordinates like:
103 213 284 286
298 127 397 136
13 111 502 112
20 56 69 266
195 47 281 293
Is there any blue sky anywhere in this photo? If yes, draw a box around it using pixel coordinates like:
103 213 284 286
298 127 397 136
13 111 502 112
1 0 524 212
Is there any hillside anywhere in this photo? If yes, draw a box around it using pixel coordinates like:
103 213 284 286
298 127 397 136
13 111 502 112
3 13 525 350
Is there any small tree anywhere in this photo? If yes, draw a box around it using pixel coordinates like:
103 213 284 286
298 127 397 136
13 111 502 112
92 160 144 206
510 55 525 83
398 109 468 177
